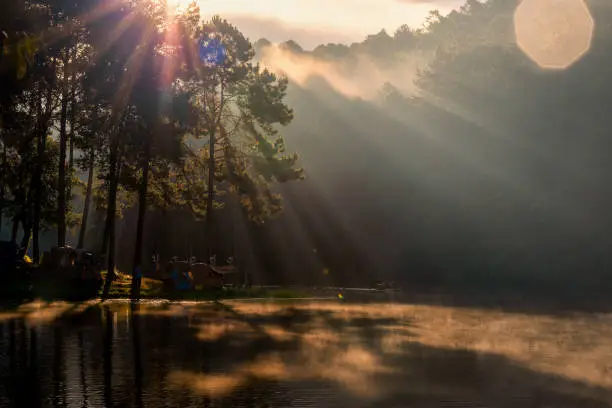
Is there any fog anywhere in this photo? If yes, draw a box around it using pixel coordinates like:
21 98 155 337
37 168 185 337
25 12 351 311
257 42 429 99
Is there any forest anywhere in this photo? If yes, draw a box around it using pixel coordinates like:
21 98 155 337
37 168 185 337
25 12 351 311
0 0 303 295
2 0 612 295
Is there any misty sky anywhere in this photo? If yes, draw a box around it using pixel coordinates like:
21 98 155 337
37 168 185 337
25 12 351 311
194 0 464 49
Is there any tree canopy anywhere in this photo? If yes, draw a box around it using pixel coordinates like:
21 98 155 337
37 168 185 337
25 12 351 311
0 0 304 297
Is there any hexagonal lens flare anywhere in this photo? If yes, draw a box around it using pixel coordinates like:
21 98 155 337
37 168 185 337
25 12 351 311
514 0 594 69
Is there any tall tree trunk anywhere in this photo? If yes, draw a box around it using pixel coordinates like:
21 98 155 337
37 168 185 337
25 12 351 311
31 86 50 263
66 45 78 244
0 142 6 235
20 220 31 258
57 53 69 248
11 217 19 243
67 47 77 214
207 80 225 262
31 128 42 262
101 209 110 255
101 158 122 256
100 156 119 256
77 148 95 250
131 148 150 300
19 186 31 257
206 126 216 261
12 173 25 245
66 97 75 243
101 138 120 299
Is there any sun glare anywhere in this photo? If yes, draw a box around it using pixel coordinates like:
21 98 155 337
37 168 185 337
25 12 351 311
166 0 191 13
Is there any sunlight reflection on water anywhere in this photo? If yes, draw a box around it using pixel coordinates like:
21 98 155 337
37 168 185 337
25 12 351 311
0 299 610 407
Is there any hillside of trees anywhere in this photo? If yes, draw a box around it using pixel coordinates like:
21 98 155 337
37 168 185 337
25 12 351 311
244 0 612 292
3 0 612 294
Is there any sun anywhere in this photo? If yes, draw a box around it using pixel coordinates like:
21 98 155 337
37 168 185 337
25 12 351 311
166 0 193 11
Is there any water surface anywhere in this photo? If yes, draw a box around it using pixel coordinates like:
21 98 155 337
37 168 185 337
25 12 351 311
0 299 611 407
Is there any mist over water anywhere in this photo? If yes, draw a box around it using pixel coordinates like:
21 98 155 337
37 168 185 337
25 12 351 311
1 300 611 407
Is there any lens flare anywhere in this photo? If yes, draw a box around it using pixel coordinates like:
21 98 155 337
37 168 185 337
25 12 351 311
199 37 225 66
514 0 594 69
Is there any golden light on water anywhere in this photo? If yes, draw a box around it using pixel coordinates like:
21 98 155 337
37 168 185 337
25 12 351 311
151 300 612 398
514 0 594 69
3 299 612 403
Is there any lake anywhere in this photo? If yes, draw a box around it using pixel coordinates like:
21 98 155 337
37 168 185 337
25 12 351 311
0 299 611 407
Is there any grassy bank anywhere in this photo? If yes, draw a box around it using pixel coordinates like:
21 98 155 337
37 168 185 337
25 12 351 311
2 269 313 302
101 271 312 300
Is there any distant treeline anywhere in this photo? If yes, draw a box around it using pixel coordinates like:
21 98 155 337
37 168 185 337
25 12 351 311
199 0 612 292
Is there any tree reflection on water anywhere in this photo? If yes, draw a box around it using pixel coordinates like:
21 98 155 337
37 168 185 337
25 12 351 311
0 300 610 407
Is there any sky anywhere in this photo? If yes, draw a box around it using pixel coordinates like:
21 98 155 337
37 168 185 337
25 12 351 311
192 0 465 49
